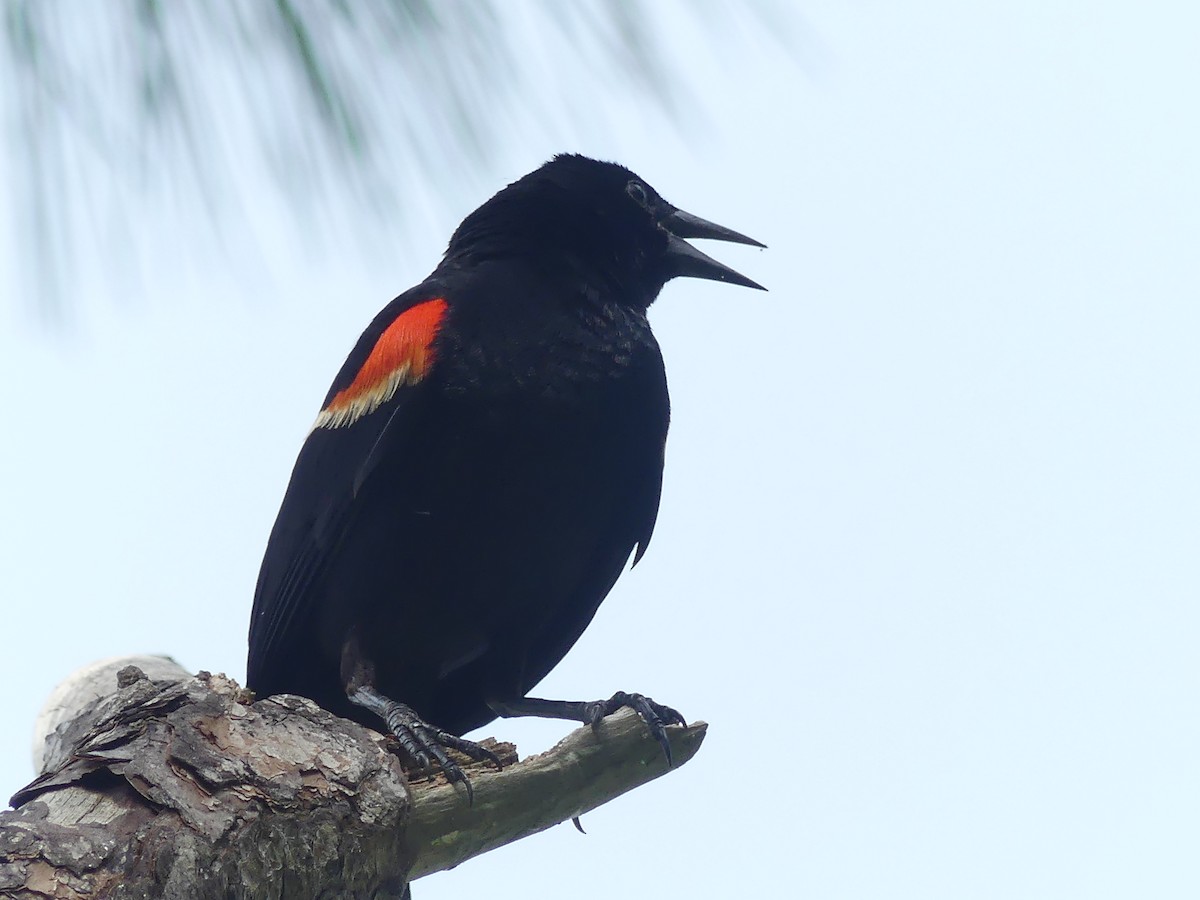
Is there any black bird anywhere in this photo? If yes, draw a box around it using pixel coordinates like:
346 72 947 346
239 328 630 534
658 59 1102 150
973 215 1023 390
247 154 764 792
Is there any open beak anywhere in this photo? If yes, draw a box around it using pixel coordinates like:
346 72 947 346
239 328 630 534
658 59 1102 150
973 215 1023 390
662 208 766 291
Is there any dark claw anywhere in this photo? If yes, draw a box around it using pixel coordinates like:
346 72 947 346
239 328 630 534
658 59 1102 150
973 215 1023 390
421 738 475 804
587 690 686 768
572 816 586 834
377 699 501 805
436 730 505 771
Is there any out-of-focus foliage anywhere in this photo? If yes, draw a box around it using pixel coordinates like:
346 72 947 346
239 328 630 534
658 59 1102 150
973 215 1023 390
1 0 793 320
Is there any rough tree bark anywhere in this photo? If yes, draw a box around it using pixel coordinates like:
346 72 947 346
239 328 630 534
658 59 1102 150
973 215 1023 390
0 657 706 898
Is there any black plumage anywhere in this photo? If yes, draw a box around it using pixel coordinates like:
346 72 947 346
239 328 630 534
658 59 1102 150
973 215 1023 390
247 154 763 788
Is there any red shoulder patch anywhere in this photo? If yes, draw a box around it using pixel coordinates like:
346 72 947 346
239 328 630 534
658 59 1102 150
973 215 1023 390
314 298 448 430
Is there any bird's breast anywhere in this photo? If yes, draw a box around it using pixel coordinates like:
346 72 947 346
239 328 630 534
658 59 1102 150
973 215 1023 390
434 294 662 402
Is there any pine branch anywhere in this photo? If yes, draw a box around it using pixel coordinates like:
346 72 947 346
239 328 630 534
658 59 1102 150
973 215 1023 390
0 658 705 897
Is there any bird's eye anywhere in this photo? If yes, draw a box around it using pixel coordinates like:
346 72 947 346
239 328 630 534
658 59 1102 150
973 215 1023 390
626 181 649 207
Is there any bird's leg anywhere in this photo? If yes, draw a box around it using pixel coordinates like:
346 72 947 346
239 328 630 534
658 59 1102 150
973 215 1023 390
487 692 687 767
342 640 502 804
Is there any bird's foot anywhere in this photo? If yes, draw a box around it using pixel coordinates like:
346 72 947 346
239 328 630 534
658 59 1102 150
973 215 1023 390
349 688 502 803
583 691 687 767
383 700 503 803
489 691 686 767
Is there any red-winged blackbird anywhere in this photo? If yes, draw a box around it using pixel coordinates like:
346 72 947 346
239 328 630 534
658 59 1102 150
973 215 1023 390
247 154 763 793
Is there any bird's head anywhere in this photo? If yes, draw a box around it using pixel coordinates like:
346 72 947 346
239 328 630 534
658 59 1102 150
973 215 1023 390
443 154 765 308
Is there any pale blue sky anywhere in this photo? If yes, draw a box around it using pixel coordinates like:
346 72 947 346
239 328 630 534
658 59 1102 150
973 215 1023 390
3 3 1198 897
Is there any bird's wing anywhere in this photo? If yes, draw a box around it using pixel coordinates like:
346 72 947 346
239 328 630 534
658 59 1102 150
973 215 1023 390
246 289 449 691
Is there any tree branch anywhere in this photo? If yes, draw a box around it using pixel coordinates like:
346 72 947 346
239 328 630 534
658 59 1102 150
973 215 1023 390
1 658 706 897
